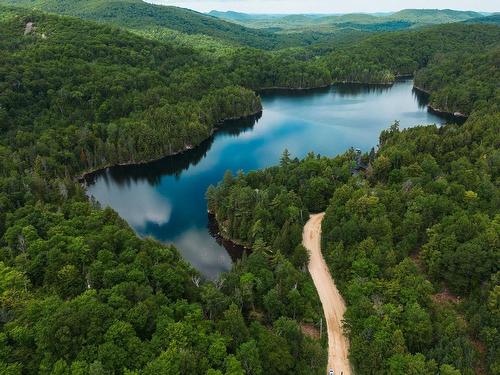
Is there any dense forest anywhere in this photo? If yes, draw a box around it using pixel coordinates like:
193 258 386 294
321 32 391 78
0 1 499 374
0 7 327 374
208 116 499 372
0 7 264 175
322 23 500 88
0 187 325 374
206 10 499 375
414 47 500 115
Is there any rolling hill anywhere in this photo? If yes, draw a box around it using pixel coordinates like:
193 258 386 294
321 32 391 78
463 13 500 25
388 8 483 23
0 0 338 49
210 8 486 32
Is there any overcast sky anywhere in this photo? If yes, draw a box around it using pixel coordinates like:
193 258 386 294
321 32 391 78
147 0 499 14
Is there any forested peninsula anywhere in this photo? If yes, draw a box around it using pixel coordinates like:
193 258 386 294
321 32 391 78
0 1 499 374
208 98 499 374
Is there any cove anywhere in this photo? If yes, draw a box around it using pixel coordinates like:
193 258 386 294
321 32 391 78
86 81 446 279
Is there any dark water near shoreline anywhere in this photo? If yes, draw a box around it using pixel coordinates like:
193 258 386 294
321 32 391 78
86 81 446 279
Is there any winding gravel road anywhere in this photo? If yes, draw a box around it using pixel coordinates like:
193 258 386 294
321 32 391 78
303 213 352 375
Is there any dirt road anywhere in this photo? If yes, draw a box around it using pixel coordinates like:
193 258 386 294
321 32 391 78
303 213 351 375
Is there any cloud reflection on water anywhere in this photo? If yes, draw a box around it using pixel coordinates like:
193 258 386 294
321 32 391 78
90 178 172 229
173 227 233 279
87 81 448 279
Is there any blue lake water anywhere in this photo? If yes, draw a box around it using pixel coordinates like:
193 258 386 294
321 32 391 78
87 81 446 278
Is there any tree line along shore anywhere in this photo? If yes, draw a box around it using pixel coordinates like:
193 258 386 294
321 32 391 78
0 3 498 374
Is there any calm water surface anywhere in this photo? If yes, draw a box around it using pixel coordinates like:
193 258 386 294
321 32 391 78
87 81 446 278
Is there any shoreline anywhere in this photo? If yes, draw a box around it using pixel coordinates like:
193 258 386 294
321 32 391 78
79 80 404 182
80 80 466 184
207 211 252 250
412 85 468 119
80 79 470 263
257 74 417 95
207 212 252 261
77 108 263 182
79 80 422 183
257 79 399 93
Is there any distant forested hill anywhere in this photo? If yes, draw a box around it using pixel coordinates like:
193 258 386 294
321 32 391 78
314 9 484 27
463 13 500 24
210 8 485 32
387 8 483 23
0 0 340 49
6 1 487 44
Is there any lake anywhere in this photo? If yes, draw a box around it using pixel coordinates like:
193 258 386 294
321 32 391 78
86 81 446 279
